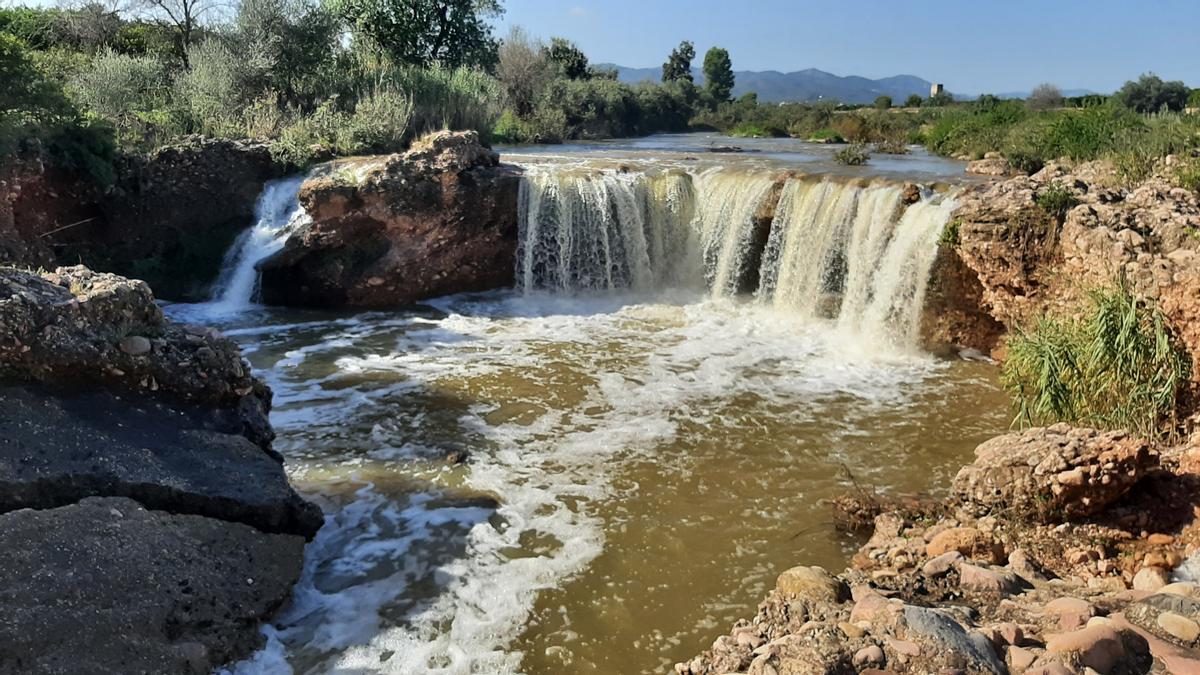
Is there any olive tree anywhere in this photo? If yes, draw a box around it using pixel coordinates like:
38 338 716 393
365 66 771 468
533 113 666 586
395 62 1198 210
327 0 502 69
1116 73 1190 113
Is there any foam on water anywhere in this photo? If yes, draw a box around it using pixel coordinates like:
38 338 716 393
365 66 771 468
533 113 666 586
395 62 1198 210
201 289 969 675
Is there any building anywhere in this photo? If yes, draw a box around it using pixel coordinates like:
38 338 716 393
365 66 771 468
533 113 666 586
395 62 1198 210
930 83 944 97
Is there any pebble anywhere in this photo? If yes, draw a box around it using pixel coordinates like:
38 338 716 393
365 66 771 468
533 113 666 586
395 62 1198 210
852 645 885 668
1044 597 1095 631
923 551 964 577
1156 611 1200 643
1006 645 1037 672
1133 566 1170 592
775 566 849 604
118 335 152 356
959 562 1021 595
888 639 921 656
838 621 865 639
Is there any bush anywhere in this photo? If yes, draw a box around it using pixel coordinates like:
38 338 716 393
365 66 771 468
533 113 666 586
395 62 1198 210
538 77 638 139
1034 184 1079 219
1027 83 1063 111
1116 73 1190 114
807 128 844 143
68 48 169 132
174 39 269 137
873 95 892 110
834 142 870 165
343 86 412 152
1003 279 1190 439
387 64 501 140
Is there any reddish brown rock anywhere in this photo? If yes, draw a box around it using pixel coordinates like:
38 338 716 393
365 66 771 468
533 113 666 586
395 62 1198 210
259 131 520 308
953 425 1158 522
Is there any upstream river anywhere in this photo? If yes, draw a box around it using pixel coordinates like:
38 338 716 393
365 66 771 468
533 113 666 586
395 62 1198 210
172 134 1010 675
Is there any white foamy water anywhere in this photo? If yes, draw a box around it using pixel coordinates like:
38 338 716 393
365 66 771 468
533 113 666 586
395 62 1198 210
205 175 310 316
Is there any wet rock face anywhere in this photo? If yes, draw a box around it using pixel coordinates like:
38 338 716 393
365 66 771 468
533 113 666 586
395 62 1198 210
0 265 272 447
258 130 521 308
0 497 305 675
0 383 322 538
953 425 1158 522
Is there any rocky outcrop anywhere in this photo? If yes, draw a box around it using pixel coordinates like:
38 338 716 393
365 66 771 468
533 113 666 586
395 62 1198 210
258 130 520 308
0 266 272 446
0 497 305 674
945 160 1200 355
2 137 281 301
953 425 1159 522
0 265 318 673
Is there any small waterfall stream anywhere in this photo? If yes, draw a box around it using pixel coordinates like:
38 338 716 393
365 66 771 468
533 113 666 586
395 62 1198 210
515 167 957 350
206 175 309 314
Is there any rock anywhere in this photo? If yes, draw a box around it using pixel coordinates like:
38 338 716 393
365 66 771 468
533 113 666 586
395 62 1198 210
1007 645 1038 672
854 645 885 668
258 130 521 309
1044 597 1097 631
953 425 1158 521
1008 548 1051 583
966 157 1014 176
1133 566 1171 592
1156 612 1200 643
1127 591 1200 647
0 497 305 674
923 550 964 577
1042 623 1150 673
901 605 1005 674
959 563 1023 595
0 266 272 447
775 565 850 604
925 527 1005 564
118 335 151 355
0 384 322 538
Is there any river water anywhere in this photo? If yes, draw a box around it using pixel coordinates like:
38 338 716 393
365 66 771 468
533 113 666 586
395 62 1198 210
170 134 1010 675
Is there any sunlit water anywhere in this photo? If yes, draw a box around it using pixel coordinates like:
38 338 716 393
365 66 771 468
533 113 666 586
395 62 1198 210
170 290 1007 675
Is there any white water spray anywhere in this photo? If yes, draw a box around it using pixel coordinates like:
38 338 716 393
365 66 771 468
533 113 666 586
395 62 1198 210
206 175 309 314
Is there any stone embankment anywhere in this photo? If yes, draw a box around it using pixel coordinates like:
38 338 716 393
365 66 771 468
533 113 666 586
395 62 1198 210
676 425 1200 674
258 130 521 308
0 265 320 674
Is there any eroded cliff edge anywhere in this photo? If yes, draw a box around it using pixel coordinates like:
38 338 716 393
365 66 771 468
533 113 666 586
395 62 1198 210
0 265 320 674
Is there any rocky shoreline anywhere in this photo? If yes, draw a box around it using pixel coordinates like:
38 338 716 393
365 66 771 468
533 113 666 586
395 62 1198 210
0 266 319 673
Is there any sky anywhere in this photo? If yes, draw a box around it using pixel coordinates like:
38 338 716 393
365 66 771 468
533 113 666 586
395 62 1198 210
496 0 1200 94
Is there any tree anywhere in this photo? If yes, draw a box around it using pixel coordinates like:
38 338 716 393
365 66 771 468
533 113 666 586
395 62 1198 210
496 25 551 116
236 0 337 102
661 40 693 83
1116 73 1190 113
1191 89 1200 109
1027 83 1062 111
56 0 125 53
702 46 733 103
904 93 922 107
924 90 953 107
133 0 221 67
545 36 587 80
873 95 891 110
328 0 502 69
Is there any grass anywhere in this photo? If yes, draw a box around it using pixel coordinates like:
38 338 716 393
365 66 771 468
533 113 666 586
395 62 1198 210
938 219 961 248
1034 184 1080 220
1003 278 1190 440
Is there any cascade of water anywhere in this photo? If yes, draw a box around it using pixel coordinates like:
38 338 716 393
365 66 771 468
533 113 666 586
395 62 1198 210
514 166 957 350
207 175 310 313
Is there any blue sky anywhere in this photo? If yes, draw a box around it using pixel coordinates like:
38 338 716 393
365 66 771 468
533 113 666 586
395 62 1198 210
497 0 1200 94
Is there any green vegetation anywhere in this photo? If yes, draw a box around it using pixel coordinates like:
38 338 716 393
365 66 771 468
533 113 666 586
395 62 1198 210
834 142 869 165
938 219 961 248
1003 280 1190 439
702 47 733 104
873 95 892 110
1034 184 1080 219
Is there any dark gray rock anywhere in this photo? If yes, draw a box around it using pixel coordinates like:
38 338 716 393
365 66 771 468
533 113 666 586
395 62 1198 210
0 496 305 675
0 383 322 539
902 605 1005 674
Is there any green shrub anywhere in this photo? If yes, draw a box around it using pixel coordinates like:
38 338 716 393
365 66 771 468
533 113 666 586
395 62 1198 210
68 47 171 145
834 142 869 165
938 219 961 248
1034 184 1079 219
1003 279 1190 439
1174 157 1200 193
174 39 269 137
807 128 844 143
343 86 412 153
387 64 501 140
729 122 783 138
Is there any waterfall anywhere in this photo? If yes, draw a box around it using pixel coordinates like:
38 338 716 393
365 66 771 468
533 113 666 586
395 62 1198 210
515 167 958 350
206 175 310 313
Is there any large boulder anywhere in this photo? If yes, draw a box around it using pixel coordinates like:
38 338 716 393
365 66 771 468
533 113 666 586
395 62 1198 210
258 130 521 308
0 265 272 446
953 425 1158 521
0 497 305 675
0 383 322 537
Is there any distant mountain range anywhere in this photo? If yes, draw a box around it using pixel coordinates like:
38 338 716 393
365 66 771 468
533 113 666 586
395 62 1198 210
600 65 934 104
600 64 1098 104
